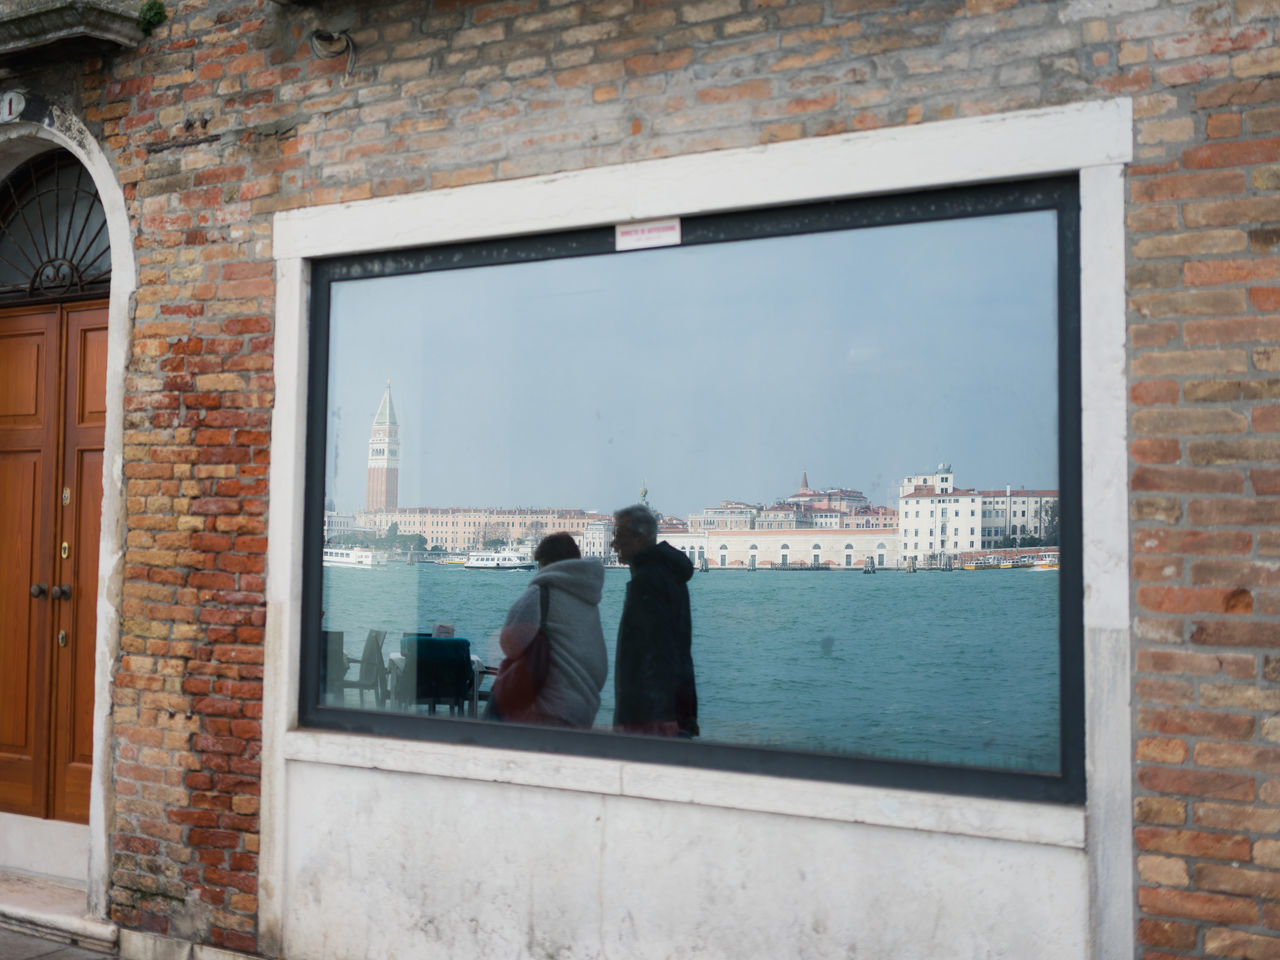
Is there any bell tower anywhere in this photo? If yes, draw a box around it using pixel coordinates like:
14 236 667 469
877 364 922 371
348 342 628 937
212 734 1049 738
366 380 400 512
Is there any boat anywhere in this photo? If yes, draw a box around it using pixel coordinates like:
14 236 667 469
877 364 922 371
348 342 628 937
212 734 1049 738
323 546 387 568
463 548 536 570
1032 553 1060 571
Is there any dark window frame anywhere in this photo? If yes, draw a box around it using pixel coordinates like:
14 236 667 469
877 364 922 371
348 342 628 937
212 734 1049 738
299 176 1085 805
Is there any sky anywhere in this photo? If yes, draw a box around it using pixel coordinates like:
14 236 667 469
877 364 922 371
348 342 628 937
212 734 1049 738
324 209 1060 517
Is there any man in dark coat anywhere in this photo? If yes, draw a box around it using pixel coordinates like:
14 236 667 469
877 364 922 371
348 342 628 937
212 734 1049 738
610 504 698 737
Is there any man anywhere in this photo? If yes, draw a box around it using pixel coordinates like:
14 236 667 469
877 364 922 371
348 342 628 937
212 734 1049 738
610 504 699 737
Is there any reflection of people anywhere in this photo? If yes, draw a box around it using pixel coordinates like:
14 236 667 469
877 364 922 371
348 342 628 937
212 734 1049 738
493 532 607 727
610 505 698 737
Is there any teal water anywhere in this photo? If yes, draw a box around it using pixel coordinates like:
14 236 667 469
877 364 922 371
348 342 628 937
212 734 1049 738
321 564 1061 773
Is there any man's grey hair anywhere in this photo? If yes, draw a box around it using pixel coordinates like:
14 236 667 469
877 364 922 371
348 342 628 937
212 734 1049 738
614 504 657 544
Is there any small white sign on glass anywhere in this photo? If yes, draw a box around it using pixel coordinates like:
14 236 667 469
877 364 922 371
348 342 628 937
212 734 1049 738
615 218 681 252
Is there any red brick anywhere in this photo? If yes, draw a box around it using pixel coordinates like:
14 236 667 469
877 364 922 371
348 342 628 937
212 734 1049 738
1131 466 1243 494
1137 886 1257 924
1134 827 1251 860
1138 919 1196 950
1131 170 1246 203
1131 438 1181 463
1134 530 1253 556
1255 469 1280 494
1134 556 1183 582
1185 315 1280 344
1197 863 1280 900
1186 257 1280 286
1189 498 1280 525
1196 742 1280 773
1131 380 1180 405
1137 585 1254 615
1137 766 1256 801
1204 929 1280 959
624 48 694 75
1193 558 1280 588
1136 737 1189 764
1136 676 1195 704
1136 796 1188 826
1193 620 1280 647
1184 136 1280 170
1139 707 1256 740
1196 802 1280 833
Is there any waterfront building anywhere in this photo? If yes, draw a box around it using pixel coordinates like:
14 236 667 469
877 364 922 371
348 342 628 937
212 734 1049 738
786 472 870 513
361 505 612 551
365 381 400 513
898 484 984 561
978 487 1060 548
322 503 359 543
897 469 1060 561
662 528 896 570
900 465 955 498
687 501 761 532
688 476 895 535
580 520 614 561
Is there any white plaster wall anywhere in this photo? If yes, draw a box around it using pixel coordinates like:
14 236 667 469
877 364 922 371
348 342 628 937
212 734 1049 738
283 761 1087 960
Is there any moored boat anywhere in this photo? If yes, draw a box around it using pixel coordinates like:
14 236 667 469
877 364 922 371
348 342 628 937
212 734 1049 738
463 548 536 570
323 546 387 568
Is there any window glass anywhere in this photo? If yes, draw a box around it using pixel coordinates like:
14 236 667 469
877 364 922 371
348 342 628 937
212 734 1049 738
304 179 1081 799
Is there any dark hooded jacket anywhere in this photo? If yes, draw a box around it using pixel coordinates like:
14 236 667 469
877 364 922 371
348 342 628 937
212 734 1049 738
613 541 698 735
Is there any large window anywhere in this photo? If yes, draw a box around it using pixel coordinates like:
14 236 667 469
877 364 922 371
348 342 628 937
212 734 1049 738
300 177 1083 802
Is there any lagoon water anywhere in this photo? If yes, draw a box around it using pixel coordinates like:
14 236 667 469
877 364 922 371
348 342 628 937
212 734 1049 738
322 562 1061 773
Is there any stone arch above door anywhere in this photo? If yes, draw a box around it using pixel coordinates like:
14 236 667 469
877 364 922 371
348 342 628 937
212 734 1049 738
0 148 112 303
0 115 133 922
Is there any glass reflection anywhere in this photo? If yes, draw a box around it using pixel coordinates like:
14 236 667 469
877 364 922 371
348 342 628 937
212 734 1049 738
318 209 1063 773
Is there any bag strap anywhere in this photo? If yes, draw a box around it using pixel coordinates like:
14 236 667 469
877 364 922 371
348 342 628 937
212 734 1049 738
537 583 550 630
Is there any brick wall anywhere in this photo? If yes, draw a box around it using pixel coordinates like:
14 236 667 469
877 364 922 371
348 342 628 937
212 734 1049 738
9 0 1279 953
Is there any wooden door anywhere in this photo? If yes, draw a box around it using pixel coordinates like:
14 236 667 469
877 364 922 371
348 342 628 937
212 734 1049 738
0 301 106 823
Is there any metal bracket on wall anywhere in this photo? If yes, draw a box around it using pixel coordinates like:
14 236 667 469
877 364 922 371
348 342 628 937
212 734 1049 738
309 29 356 78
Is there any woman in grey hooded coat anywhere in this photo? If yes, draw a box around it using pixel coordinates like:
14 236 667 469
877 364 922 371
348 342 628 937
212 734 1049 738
495 533 608 727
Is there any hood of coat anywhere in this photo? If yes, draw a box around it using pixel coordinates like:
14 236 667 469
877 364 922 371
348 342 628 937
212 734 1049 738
632 541 694 583
531 557 605 604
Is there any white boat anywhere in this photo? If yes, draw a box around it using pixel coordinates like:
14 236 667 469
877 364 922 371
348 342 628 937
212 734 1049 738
463 548 535 570
1032 553 1060 571
323 546 387 568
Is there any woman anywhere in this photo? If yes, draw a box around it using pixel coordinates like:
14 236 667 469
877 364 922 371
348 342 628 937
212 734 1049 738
490 532 607 727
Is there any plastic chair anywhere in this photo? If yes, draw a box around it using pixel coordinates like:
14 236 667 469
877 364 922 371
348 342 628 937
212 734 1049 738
336 629 388 708
399 634 474 716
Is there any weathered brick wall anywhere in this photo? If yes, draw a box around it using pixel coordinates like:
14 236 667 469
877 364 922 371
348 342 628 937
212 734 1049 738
10 0 1280 953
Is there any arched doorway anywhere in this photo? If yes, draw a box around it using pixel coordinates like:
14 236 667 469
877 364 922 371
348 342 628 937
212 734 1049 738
0 148 110 823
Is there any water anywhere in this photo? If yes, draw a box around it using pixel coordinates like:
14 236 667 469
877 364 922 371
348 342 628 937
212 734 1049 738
321 564 1061 773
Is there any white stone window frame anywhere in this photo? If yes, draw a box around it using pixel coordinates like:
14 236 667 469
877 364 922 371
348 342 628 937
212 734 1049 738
266 99 1132 956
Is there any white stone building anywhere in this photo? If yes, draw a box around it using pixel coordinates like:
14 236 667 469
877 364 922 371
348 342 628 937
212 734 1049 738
661 529 896 570
897 469 1060 561
978 487 1060 548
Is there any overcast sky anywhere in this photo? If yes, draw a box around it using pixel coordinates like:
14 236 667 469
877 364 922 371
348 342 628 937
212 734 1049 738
324 209 1059 517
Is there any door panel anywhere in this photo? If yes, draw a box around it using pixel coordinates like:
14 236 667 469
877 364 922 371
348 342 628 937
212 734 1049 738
0 309 58 818
0 337 42 422
0 455 39 750
52 304 107 823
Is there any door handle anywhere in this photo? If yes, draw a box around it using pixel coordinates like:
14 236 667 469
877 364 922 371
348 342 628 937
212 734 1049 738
49 584 71 600
30 583 47 598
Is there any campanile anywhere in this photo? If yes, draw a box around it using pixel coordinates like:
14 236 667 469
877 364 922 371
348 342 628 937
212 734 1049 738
366 380 400 512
